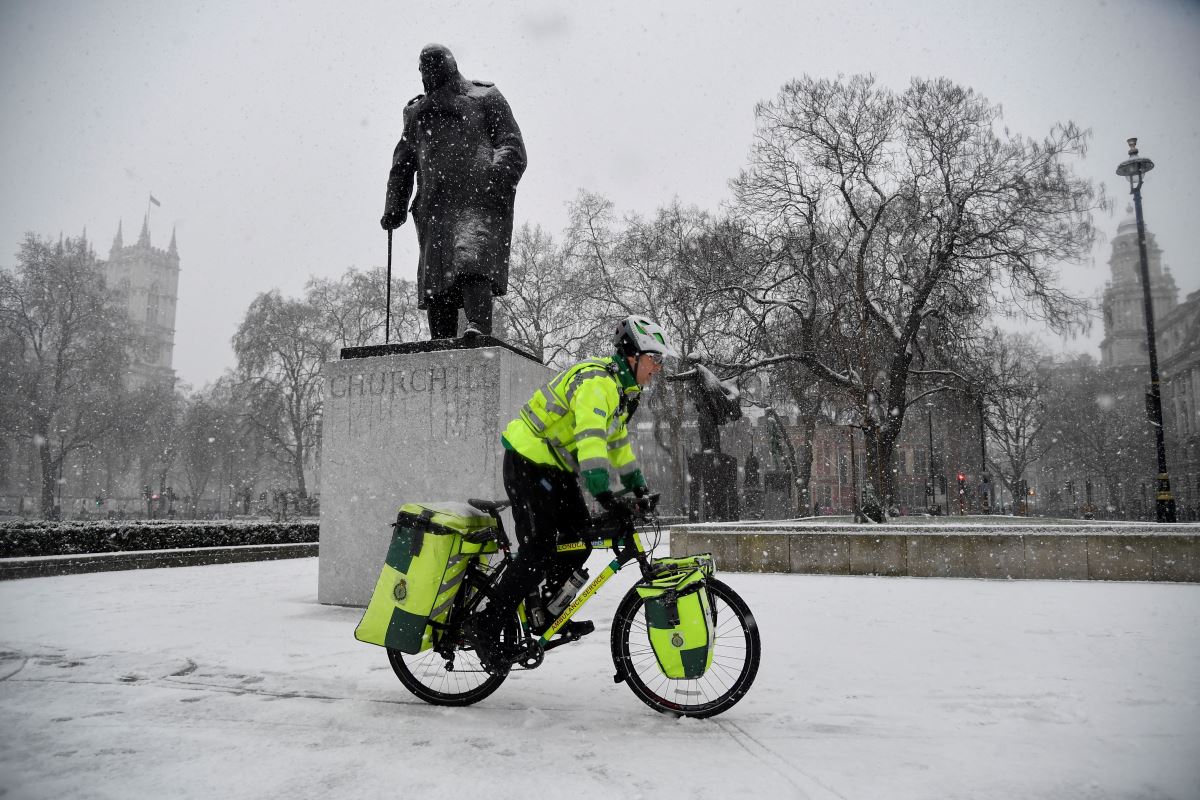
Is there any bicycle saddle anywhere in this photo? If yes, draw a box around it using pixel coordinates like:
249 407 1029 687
468 497 512 514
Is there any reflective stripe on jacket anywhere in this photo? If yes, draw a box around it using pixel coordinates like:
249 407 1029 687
502 356 640 489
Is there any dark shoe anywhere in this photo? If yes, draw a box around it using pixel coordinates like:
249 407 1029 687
557 619 595 640
540 619 595 653
461 324 483 339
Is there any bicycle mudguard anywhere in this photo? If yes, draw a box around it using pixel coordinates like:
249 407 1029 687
355 502 498 653
635 568 715 679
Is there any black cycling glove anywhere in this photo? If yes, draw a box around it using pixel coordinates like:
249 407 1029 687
595 491 632 520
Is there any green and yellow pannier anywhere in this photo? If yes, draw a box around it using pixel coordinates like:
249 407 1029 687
636 554 716 679
354 502 498 654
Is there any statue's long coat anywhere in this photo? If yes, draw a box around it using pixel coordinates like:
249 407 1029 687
383 77 526 309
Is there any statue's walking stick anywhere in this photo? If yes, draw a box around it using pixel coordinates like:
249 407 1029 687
385 228 393 343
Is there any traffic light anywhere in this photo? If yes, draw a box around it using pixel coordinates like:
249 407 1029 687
956 473 966 493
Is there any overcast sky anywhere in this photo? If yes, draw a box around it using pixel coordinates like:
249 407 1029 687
2 0 1198 389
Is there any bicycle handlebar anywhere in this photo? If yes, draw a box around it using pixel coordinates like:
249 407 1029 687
591 492 661 529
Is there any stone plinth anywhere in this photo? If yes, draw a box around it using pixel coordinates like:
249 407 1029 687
318 345 549 605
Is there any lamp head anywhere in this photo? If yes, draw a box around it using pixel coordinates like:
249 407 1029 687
1116 136 1154 186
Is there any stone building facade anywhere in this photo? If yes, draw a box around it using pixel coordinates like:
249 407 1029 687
1159 290 1200 513
105 215 180 388
1100 207 1179 369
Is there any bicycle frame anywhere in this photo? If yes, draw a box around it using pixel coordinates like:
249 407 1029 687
459 506 659 654
535 529 653 645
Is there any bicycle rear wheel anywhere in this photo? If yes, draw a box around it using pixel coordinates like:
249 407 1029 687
611 577 760 718
387 597 527 706
387 643 507 706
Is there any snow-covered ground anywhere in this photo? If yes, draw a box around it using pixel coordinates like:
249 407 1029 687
1 556 1197 800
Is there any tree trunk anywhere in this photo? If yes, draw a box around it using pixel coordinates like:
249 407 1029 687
1004 477 1021 514
862 417 901 514
38 435 56 519
294 447 308 503
795 413 816 516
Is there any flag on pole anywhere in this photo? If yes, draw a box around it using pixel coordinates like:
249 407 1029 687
149 194 161 207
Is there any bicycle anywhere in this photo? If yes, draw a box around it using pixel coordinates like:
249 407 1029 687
382 493 761 718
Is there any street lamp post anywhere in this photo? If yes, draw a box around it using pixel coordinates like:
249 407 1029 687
976 392 991 514
1115 137 1176 523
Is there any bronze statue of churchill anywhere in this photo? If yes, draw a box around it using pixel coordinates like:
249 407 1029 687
380 44 527 339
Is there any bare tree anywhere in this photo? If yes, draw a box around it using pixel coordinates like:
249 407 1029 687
233 290 327 501
177 387 228 515
975 330 1055 510
727 75 1102 513
306 267 425 348
0 234 129 517
127 382 184 505
564 194 759 512
205 374 274 516
497 223 595 366
1042 354 1153 516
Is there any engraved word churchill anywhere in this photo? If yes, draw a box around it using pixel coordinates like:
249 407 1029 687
327 363 492 399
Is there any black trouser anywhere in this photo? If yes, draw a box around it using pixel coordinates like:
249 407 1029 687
427 276 494 339
486 450 592 625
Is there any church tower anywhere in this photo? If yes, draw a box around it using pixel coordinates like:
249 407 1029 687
104 215 180 387
1099 207 1178 369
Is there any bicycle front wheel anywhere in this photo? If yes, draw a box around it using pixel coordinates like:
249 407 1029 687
611 577 760 718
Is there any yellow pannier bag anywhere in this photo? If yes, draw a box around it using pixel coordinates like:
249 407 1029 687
635 567 715 679
354 501 498 654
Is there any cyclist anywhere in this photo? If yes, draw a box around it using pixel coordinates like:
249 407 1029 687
463 315 677 671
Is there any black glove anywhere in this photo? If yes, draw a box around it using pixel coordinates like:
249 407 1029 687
594 491 631 520
632 484 649 499
380 210 407 230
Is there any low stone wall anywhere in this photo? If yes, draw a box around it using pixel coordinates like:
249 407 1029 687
0 543 318 581
669 523 1200 582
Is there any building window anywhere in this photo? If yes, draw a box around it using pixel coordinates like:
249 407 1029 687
147 284 161 326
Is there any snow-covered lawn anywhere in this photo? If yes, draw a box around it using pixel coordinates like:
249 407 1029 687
1 557 1197 799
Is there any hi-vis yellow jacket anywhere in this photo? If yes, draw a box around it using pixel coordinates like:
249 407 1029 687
502 356 646 496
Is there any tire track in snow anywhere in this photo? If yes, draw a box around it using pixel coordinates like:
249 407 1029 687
716 719 847 800
0 651 29 681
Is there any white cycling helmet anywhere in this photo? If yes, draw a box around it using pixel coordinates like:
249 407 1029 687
613 315 679 359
